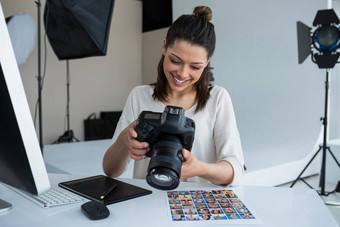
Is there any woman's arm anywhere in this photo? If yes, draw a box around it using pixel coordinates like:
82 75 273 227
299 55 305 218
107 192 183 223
180 149 234 185
103 121 149 178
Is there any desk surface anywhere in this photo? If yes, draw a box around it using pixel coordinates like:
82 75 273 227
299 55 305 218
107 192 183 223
43 139 135 178
0 174 338 227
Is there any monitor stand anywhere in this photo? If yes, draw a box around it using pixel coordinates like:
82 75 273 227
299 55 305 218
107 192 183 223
0 198 12 213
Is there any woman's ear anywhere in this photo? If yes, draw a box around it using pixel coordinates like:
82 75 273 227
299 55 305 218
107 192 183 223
162 39 166 55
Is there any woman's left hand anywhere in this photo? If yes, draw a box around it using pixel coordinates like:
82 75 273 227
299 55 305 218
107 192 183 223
180 149 234 185
180 149 202 180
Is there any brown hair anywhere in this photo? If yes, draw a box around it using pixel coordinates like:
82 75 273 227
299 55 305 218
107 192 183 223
152 6 216 113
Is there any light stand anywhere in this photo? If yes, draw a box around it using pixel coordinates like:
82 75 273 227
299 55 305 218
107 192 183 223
53 60 79 143
35 0 43 152
44 0 115 143
290 69 340 196
292 8 340 197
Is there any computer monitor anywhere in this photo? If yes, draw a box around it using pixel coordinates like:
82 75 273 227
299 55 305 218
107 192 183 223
0 3 50 212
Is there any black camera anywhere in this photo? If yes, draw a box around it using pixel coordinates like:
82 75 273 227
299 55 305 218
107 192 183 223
135 106 195 190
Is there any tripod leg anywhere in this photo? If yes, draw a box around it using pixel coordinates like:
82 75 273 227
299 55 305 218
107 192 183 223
319 146 327 193
327 147 340 168
290 146 321 188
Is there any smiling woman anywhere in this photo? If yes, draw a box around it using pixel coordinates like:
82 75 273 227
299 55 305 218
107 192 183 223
160 40 210 110
103 6 244 188
162 40 209 92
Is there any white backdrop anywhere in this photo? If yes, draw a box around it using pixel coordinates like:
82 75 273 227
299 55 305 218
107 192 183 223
173 0 328 174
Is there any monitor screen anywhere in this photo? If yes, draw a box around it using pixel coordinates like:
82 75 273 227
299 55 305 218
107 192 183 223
0 2 50 210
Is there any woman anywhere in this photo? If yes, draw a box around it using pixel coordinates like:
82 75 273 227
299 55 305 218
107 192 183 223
103 6 244 186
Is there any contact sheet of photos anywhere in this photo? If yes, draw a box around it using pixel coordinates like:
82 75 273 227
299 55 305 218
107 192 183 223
167 189 261 225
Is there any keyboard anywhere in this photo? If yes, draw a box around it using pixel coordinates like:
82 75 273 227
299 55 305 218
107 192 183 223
11 185 87 208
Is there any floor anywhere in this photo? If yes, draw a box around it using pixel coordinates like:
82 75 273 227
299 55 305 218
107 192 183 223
278 175 340 226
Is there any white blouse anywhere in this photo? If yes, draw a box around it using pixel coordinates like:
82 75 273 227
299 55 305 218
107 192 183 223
111 85 244 186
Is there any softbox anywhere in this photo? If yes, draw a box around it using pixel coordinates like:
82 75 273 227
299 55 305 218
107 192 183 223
44 0 115 60
6 13 36 65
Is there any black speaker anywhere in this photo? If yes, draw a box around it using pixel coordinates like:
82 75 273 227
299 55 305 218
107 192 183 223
142 0 172 32
84 111 122 141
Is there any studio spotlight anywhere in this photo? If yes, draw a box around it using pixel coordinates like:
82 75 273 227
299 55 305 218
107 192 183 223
292 9 340 196
297 9 340 69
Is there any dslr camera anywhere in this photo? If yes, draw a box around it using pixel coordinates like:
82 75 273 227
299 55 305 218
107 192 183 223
135 106 195 190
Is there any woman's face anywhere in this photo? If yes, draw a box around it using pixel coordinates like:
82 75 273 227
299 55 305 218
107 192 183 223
162 39 210 95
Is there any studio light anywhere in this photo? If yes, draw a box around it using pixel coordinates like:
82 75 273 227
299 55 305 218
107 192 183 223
44 0 115 143
44 0 114 60
313 26 340 50
292 9 340 196
6 13 36 65
297 9 340 69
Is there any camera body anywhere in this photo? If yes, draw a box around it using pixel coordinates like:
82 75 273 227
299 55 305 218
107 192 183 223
135 106 195 158
135 106 195 190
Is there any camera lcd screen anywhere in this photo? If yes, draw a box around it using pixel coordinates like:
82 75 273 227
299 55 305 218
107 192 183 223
144 113 161 120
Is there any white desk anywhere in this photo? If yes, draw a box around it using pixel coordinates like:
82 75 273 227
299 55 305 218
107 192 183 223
43 139 135 178
0 173 338 227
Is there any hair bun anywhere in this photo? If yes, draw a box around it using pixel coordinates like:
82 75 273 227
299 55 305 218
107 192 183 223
193 6 213 21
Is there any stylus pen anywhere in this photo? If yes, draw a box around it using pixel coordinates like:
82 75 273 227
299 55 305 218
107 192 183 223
100 183 118 200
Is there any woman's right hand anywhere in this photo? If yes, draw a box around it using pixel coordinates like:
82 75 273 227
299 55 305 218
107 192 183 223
122 121 149 160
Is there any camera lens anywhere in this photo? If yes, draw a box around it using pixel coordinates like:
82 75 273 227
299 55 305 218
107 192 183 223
154 174 170 181
146 141 183 190
147 167 179 190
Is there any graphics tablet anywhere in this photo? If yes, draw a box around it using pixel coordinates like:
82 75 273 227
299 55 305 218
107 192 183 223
59 175 152 205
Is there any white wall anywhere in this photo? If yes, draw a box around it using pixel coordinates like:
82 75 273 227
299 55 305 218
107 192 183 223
1 0 142 144
142 27 167 85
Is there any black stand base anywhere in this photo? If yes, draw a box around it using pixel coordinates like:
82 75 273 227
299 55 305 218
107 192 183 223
53 130 79 144
290 69 340 197
290 145 340 196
